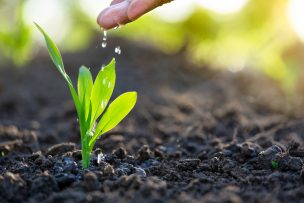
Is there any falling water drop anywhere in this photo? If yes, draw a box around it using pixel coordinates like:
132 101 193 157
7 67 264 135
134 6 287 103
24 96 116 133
115 46 121 55
101 30 108 48
102 42 107 48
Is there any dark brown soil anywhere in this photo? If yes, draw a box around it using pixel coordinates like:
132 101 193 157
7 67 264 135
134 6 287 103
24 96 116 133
0 37 304 203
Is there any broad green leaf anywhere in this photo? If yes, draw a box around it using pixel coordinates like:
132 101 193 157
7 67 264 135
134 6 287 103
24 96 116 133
89 91 137 147
90 58 116 123
78 66 93 119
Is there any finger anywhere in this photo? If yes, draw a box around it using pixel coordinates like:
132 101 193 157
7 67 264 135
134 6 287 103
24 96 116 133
128 0 162 20
97 1 132 29
110 0 126 6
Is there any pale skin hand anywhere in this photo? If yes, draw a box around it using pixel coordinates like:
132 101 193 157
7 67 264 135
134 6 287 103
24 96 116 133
97 0 173 29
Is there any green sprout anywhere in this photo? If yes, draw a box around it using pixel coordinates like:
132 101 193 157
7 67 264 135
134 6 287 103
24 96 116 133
35 23 137 168
271 160 279 169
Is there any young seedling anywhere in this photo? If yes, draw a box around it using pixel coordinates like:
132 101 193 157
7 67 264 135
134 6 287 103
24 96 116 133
35 23 137 168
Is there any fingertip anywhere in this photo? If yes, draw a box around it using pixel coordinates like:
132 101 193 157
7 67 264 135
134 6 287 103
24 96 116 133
97 9 116 29
97 1 132 29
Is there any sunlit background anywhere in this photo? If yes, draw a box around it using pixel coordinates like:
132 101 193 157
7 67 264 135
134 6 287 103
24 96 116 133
1 0 304 94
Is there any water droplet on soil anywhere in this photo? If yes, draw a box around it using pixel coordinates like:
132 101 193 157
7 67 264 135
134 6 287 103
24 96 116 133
97 153 105 164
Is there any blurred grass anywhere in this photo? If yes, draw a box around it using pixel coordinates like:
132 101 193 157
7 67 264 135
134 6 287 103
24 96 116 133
0 0 32 65
0 0 303 94
117 0 302 93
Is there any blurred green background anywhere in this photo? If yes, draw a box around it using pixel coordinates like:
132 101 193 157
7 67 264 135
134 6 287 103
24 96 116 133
1 0 304 94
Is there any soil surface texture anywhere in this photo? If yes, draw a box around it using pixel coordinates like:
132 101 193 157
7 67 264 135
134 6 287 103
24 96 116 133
0 37 304 203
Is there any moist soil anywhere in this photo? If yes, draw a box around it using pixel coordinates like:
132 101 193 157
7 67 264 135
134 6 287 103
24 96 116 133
0 37 304 203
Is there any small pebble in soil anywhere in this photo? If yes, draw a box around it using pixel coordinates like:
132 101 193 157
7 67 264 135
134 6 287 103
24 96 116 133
103 164 115 176
113 147 127 159
154 148 164 159
258 145 285 169
116 163 133 176
177 159 201 171
83 172 101 191
287 157 303 171
46 143 76 156
134 167 147 177
259 145 282 158
140 159 160 169
55 173 76 189
237 142 260 158
0 172 27 202
137 145 152 161
62 157 77 173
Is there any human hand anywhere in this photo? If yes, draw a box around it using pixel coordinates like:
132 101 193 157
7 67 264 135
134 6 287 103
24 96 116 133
97 0 173 29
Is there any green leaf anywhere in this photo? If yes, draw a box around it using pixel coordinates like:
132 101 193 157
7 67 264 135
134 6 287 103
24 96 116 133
68 83 81 116
34 22 65 75
78 66 93 119
90 58 116 123
35 22 81 115
89 91 137 147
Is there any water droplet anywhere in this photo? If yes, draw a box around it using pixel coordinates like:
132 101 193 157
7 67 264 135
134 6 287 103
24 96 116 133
108 82 111 88
102 100 107 108
101 30 108 48
101 66 105 71
115 46 121 55
97 153 105 164
87 131 94 137
101 42 107 48
102 78 106 85
102 30 107 41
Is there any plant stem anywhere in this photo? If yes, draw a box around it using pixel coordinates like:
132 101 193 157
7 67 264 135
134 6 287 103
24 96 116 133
81 136 90 168
81 126 91 169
